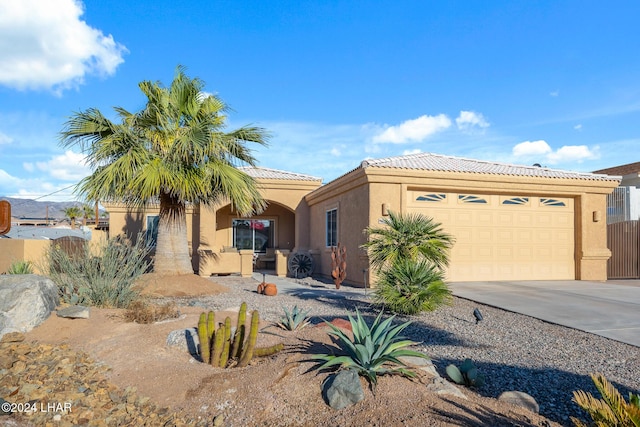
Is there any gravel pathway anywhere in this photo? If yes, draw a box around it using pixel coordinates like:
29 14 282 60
164 275 640 427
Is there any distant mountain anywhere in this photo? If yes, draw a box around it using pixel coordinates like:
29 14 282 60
0 197 89 220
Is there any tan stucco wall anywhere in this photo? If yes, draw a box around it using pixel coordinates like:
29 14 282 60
0 239 50 274
305 166 619 286
106 177 322 276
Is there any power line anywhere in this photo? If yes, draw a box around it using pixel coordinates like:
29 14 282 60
2 184 79 206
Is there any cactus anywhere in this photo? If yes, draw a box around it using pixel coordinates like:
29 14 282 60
231 302 247 358
331 242 347 289
254 343 284 357
219 317 232 367
207 311 215 343
445 358 485 387
197 313 209 363
197 304 281 369
238 310 259 368
211 323 225 367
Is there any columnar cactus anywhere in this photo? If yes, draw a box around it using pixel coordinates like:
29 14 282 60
238 310 259 368
197 313 209 363
196 304 283 369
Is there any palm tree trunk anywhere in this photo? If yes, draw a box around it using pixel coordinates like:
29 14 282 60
153 192 194 275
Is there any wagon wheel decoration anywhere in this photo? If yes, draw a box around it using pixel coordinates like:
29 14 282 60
288 252 314 278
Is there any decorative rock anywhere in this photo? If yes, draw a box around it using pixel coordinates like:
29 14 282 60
213 414 224 426
0 274 59 338
427 377 468 400
57 305 90 319
498 391 540 414
0 332 25 343
324 369 365 410
399 355 438 377
166 328 200 357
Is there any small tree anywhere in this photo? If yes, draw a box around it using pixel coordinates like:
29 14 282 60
362 211 454 314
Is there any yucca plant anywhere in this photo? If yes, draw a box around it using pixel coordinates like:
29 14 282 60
277 305 311 331
311 309 428 391
572 373 640 427
373 258 452 314
7 260 34 274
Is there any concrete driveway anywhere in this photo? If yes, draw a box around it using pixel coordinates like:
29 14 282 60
449 280 640 347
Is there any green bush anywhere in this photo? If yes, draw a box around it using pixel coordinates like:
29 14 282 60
373 258 452 314
46 234 150 308
7 260 34 274
311 309 428 391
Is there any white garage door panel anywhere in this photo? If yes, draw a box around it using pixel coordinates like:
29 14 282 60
408 192 574 281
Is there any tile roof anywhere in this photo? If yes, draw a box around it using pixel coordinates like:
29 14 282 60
359 152 621 182
593 161 640 176
238 166 322 182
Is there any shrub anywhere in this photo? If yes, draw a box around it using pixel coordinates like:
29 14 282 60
277 305 311 331
373 258 452 314
46 234 150 308
7 260 34 274
124 300 180 324
311 309 428 391
572 373 640 427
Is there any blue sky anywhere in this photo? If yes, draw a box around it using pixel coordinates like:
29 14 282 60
1 0 639 201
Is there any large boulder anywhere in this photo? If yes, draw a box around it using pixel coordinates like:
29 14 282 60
0 274 59 338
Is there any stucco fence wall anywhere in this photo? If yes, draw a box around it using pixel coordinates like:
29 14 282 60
0 229 109 275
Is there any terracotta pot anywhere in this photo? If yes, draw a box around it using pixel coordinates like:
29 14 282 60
263 283 278 296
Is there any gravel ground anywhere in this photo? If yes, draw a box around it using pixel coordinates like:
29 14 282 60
163 275 640 427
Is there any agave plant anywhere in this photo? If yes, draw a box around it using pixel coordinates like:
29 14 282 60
572 373 640 427
277 305 311 331
7 260 34 274
311 309 428 390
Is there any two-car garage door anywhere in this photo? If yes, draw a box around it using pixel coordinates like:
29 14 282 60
408 191 575 281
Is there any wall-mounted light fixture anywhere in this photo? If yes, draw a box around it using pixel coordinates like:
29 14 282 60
382 203 390 216
593 210 601 222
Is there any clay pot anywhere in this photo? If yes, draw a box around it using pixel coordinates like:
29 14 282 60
263 283 278 296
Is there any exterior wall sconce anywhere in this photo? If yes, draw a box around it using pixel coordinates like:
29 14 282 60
593 210 601 222
382 203 390 216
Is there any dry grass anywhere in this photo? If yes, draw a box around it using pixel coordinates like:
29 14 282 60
124 299 181 324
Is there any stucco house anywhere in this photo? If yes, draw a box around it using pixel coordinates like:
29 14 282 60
104 152 620 286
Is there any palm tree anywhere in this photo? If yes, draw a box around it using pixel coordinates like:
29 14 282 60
63 206 82 229
82 204 94 226
361 210 454 273
60 66 269 275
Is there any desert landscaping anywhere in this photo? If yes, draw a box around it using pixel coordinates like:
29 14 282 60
1 273 638 426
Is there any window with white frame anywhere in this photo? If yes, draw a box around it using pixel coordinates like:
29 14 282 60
326 208 337 247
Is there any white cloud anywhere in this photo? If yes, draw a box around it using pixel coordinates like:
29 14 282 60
512 140 599 165
512 140 552 157
372 114 451 144
456 111 489 132
0 0 127 92
550 90 559 97
29 150 90 181
402 148 422 155
0 131 13 145
330 147 341 156
574 124 583 131
546 145 599 164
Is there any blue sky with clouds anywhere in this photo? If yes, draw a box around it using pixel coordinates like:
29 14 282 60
1 0 639 201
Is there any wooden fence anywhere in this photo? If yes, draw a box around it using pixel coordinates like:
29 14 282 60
607 220 640 279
